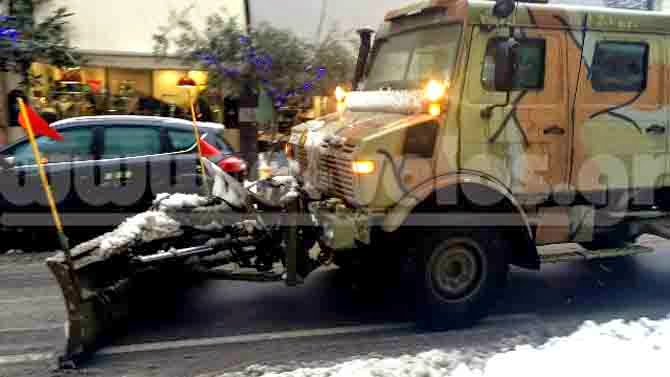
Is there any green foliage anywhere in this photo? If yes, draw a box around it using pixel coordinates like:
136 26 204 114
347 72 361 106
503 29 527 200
0 0 82 89
153 6 356 104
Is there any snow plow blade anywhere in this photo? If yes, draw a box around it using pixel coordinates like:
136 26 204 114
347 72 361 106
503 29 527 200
45 160 316 368
47 248 133 367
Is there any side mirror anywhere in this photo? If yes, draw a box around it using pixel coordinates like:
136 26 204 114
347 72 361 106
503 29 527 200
494 38 519 92
1 156 15 169
493 0 516 19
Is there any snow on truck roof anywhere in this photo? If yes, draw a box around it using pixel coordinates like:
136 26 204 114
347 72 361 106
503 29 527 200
385 0 670 35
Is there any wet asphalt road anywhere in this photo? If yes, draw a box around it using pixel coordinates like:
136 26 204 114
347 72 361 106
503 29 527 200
2 237 670 377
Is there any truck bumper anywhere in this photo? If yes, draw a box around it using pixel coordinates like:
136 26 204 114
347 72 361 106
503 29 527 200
308 199 374 251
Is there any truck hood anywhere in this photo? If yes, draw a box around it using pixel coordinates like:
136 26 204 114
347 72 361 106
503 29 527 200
293 90 432 144
291 110 437 199
292 110 432 145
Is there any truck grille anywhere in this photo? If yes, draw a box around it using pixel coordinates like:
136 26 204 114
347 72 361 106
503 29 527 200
295 144 308 168
318 143 356 201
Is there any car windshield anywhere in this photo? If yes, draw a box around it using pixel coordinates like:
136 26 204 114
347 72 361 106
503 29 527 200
365 24 462 90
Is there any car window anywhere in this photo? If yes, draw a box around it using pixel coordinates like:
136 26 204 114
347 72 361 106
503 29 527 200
591 41 648 92
215 136 234 154
167 129 197 152
103 126 161 159
9 127 94 166
167 129 233 155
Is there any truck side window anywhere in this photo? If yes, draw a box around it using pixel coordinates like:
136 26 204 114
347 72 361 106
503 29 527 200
482 38 546 91
591 42 648 92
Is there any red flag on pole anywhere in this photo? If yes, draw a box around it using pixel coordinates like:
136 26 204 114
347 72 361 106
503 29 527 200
198 137 221 158
18 104 63 141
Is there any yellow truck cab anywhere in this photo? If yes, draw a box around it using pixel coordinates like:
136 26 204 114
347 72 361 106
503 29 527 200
289 0 670 328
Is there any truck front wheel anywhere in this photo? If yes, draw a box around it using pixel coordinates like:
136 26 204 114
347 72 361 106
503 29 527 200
416 228 509 330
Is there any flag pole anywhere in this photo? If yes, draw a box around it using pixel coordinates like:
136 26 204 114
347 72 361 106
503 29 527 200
17 98 78 284
187 89 210 196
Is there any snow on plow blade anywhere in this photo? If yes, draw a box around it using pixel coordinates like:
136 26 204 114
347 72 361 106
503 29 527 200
45 160 313 367
44 192 236 367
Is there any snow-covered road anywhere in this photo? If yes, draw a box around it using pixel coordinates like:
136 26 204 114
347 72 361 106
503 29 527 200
214 316 670 377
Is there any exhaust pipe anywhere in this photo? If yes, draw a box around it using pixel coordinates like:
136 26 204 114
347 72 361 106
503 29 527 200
353 28 375 91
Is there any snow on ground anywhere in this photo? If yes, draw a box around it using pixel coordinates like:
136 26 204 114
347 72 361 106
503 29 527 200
213 316 670 377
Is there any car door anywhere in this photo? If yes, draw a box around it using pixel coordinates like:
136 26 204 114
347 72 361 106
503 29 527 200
156 126 207 196
461 26 571 203
573 32 666 208
0 126 97 227
96 125 162 214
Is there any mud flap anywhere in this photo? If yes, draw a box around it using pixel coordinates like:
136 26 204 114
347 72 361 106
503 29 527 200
47 255 132 367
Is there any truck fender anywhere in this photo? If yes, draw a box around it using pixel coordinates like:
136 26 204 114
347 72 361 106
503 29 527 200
382 172 540 270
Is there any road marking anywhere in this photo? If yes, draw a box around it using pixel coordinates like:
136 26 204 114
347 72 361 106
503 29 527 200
0 295 60 304
481 312 539 324
0 352 54 365
0 324 63 334
98 313 538 356
98 323 417 356
0 313 538 365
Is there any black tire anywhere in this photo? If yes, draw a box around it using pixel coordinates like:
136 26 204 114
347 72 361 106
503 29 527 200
416 227 509 330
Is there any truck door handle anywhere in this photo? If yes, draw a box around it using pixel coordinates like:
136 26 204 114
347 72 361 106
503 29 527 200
646 124 666 135
543 126 565 136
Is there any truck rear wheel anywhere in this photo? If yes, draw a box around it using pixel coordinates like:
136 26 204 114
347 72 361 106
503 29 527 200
416 228 509 330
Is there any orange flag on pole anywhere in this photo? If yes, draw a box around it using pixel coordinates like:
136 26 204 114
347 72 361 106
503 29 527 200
199 137 221 158
18 103 64 141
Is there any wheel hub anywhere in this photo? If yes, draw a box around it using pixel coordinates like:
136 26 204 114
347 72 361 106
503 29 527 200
431 245 480 298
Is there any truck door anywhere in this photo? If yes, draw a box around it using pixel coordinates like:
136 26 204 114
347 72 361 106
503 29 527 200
461 26 571 203
573 32 666 208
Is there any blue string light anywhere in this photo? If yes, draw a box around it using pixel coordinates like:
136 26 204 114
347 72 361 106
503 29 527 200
198 35 327 107
0 15 20 43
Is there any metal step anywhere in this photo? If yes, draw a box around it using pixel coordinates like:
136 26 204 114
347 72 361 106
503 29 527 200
539 243 654 264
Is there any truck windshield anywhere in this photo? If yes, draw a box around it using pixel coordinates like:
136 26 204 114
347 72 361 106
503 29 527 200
365 24 462 90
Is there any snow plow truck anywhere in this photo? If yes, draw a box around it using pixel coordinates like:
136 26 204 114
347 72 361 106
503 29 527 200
48 0 670 366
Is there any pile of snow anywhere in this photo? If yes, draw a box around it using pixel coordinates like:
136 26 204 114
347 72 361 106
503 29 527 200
63 193 235 260
153 193 212 211
345 90 424 114
98 211 183 256
215 316 670 377
300 120 327 199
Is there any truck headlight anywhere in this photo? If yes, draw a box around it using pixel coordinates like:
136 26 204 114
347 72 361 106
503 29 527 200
285 143 294 159
352 160 376 175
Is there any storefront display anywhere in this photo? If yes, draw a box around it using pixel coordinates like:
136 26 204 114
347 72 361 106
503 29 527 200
26 63 213 124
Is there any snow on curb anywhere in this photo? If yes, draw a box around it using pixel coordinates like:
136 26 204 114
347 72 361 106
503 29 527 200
213 316 670 377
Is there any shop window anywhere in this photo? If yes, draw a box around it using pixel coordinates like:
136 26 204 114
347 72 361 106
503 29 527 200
103 127 161 159
482 38 546 91
10 127 94 166
591 41 648 92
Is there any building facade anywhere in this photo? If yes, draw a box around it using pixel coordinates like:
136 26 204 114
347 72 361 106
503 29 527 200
0 0 248 144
